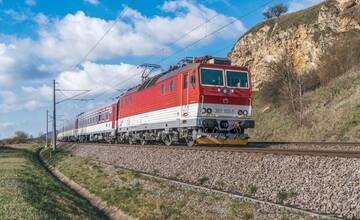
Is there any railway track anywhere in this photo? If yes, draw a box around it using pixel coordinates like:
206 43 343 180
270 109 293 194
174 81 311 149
60 141 360 158
94 159 342 220
56 141 359 219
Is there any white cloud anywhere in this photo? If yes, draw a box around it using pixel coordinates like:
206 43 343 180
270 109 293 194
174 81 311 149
0 0 246 87
22 84 52 100
25 0 36 6
0 39 46 85
56 62 142 96
4 9 28 21
35 10 163 68
0 90 42 112
288 0 324 12
35 1 245 68
0 123 15 131
0 91 17 105
127 1 246 46
23 100 41 110
34 13 49 25
84 0 99 6
0 44 16 84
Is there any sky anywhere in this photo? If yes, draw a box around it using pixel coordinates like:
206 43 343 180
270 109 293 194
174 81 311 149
0 0 323 139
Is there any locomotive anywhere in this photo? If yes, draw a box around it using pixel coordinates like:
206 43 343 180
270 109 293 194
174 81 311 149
58 56 255 146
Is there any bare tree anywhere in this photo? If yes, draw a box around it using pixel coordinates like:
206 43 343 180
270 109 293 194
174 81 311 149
263 4 288 19
260 54 306 125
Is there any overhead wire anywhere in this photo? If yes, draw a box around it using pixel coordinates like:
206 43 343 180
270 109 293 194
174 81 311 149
95 0 276 100
79 2 238 98
55 6 130 104
59 0 276 102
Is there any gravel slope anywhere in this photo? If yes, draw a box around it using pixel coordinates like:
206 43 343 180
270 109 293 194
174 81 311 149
59 143 360 219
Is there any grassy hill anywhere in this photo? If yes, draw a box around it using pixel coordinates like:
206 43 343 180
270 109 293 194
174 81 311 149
249 67 360 142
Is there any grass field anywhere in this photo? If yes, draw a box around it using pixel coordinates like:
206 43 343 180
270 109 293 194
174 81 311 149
0 145 106 220
41 148 316 220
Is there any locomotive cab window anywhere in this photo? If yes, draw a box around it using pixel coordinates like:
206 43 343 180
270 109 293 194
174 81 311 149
200 68 224 86
226 70 248 88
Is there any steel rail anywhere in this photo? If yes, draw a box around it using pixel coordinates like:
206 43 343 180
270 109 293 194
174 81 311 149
59 141 360 158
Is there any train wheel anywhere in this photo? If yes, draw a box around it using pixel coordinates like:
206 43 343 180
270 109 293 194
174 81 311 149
162 135 172 146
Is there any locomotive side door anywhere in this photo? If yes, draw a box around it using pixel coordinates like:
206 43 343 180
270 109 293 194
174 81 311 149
181 72 190 119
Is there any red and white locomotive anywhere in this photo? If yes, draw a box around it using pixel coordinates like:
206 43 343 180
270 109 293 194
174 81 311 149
58 56 255 146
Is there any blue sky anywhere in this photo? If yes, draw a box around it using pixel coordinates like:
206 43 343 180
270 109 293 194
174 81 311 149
0 0 322 139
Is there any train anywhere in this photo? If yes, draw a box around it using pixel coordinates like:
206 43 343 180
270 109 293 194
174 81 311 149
57 56 255 146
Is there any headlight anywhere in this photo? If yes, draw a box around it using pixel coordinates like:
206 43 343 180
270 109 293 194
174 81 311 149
220 120 229 129
243 110 248 116
238 110 243 115
201 108 207 114
206 108 212 114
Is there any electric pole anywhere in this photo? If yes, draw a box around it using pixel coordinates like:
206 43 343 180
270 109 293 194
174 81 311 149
46 110 48 147
52 80 56 151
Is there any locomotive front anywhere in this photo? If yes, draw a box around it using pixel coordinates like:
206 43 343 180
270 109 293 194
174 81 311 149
193 59 255 145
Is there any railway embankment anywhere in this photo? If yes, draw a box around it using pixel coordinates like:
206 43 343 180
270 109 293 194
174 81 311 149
0 144 106 219
58 142 360 219
44 144 333 219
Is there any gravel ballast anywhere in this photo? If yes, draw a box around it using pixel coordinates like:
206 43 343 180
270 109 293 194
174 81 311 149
59 143 360 219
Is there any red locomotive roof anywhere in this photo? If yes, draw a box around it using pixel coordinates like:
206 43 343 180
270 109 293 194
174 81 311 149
122 56 249 97
78 102 117 119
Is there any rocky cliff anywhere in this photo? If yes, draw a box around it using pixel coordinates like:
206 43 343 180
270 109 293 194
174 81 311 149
228 0 360 89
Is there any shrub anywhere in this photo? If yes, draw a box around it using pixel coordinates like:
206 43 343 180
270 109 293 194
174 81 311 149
276 191 289 203
352 108 360 125
198 176 209 185
260 53 316 125
277 191 297 204
3 131 29 144
246 184 257 196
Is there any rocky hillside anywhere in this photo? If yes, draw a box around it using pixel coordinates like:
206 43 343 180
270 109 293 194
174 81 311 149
229 0 360 89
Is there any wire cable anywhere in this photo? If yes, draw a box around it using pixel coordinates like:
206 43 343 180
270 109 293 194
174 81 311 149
61 0 276 102
96 0 276 100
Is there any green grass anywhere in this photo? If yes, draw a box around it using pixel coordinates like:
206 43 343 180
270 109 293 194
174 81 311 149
41 149 317 220
0 145 106 220
245 184 257 197
277 191 297 204
198 176 209 185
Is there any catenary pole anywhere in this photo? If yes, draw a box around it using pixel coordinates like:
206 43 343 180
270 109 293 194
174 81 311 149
46 110 48 147
52 80 56 151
